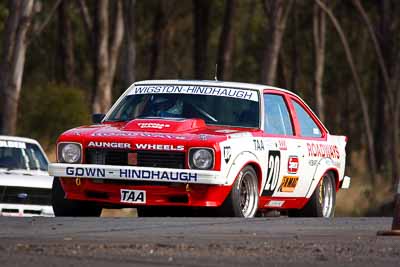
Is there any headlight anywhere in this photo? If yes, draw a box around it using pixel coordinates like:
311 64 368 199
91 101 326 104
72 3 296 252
58 143 82 163
189 148 214 170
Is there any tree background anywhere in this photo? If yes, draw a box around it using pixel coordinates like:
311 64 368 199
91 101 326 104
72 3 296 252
0 0 399 216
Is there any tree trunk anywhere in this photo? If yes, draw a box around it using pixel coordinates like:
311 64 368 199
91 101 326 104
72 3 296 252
352 0 400 185
352 0 392 109
93 0 110 114
92 0 124 114
57 0 76 85
374 0 391 171
315 0 378 186
216 0 236 80
390 42 400 189
0 0 34 135
193 0 211 79
122 0 136 89
260 0 293 85
393 92 400 188
313 0 326 122
289 1 298 91
148 2 165 79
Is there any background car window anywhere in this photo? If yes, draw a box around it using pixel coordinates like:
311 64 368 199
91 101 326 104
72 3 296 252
0 143 48 171
292 100 322 138
264 94 293 135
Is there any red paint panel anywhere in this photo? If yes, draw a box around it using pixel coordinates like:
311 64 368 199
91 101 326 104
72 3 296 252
61 178 232 207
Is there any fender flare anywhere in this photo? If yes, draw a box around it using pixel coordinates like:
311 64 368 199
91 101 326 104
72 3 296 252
305 158 340 198
224 151 263 193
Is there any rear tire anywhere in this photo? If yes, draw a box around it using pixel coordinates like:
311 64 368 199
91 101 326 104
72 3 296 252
218 166 259 217
52 178 102 217
288 172 336 218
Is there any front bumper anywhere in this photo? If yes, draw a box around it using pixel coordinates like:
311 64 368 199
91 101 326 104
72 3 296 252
49 163 225 185
49 163 230 207
60 178 232 207
0 204 54 217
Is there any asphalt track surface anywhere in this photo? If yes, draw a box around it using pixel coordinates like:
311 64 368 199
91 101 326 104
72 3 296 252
0 217 399 267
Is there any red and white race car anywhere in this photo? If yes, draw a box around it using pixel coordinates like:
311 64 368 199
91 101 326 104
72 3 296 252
49 80 350 217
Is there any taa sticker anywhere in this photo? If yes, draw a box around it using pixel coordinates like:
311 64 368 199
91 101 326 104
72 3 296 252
262 151 281 196
265 200 285 207
120 189 146 204
288 156 299 174
278 176 299 193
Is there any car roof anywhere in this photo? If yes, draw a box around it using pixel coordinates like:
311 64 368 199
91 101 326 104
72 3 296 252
0 135 40 145
134 79 298 96
132 80 327 133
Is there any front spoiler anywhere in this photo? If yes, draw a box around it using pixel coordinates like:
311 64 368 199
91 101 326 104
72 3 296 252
49 163 225 185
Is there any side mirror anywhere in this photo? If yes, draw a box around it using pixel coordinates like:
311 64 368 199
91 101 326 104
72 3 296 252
92 113 105 124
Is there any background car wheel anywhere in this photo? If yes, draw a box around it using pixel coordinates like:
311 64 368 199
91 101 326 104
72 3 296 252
218 166 259 217
52 178 102 217
288 172 336 218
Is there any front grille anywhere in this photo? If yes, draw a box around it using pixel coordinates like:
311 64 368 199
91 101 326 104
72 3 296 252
137 150 185 168
85 149 185 169
0 186 52 205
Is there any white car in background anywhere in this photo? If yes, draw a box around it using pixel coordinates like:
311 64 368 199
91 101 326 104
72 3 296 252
0 136 54 216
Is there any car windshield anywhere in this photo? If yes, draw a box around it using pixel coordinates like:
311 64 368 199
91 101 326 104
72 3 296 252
106 85 260 128
0 141 48 171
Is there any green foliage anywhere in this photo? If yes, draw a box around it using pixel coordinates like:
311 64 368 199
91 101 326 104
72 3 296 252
17 83 90 149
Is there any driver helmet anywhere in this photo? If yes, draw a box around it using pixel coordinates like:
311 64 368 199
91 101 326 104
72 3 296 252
152 95 183 117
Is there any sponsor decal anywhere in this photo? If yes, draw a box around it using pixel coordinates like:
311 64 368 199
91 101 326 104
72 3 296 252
265 200 285 207
138 122 170 129
223 146 232 163
253 139 265 151
278 140 287 150
288 156 299 174
129 85 259 102
17 193 28 200
307 142 340 159
215 129 238 134
66 167 106 177
120 189 146 204
313 128 321 135
135 144 184 151
262 150 281 196
92 132 187 140
228 132 253 138
278 176 299 193
119 169 198 182
199 134 208 140
309 159 318 166
87 141 131 149
0 140 26 149
65 167 198 182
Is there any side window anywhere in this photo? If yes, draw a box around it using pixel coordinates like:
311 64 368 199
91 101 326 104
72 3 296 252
264 94 293 135
292 100 322 138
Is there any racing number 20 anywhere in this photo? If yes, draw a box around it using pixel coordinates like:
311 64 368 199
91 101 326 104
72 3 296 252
262 151 281 196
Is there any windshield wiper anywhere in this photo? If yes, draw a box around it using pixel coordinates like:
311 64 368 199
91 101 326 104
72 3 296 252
135 116 163 119
103 119 128 122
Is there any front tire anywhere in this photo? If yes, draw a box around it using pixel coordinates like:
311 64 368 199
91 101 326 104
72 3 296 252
218 166 259 217
289 172 336 218
52 178 102 217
